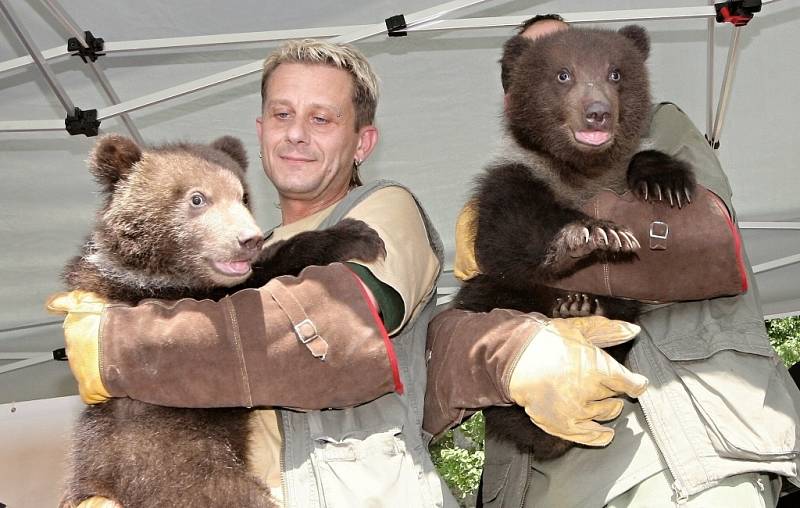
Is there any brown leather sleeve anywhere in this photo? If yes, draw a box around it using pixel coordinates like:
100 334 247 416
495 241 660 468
423 307 547 438
99 263 400 410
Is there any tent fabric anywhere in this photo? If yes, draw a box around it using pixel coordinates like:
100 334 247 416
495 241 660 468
1 0 799 404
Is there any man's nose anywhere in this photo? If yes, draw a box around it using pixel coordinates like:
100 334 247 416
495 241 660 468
286 116 309 144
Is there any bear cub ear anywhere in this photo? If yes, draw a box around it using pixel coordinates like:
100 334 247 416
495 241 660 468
211 136 248 171
618 25 650 58
89 134 143 191
500 35 536 90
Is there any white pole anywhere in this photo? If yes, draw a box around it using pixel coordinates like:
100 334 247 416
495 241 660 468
710 26 743 148
0 0 75 114
706 1 715 142
39 0 145 144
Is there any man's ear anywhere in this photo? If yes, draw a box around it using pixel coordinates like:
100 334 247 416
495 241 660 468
354 125 379 163
88 134 142 192
256 116 264 141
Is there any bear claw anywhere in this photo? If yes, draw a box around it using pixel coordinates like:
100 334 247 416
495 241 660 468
551 293 605 318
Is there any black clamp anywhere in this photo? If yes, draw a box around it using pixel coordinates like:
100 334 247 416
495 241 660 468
52 347 68 361
385 14 408 37
65 107 100 137
705 134 721 150
714 1 761 27
67 30 105 63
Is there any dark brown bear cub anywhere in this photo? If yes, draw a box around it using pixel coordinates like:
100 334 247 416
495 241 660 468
455 26 696 459
61 134 385 507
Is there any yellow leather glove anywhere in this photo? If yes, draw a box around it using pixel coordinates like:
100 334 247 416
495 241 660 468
46 290 112 404
453 200 481 282
508 316 648 447
74 496 122 508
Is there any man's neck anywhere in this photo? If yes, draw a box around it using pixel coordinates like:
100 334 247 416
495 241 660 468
279 186 350 225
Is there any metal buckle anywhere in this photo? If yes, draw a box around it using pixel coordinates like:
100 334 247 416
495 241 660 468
293 318 319 344
649 220 669 250
650 221 669 239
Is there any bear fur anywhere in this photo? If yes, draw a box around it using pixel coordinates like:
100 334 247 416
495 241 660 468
61 134 385 507
455 26 696 460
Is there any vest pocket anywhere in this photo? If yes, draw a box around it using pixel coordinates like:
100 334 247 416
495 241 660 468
644 320 799 460
310 426 429 507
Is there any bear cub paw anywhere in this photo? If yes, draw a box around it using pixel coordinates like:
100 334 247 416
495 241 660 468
544 220 640 270
325 218 388 262
551 292 606 318
628 150 697 208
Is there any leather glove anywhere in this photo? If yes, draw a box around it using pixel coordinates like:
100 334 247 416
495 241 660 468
73 496 122 508
508 316 648 447
46 290 112 404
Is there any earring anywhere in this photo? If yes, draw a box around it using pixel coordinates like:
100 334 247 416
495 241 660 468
350 159 363 188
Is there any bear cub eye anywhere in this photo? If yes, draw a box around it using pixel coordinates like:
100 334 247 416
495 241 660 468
609 69 622 82
557 69 571 83
190 192 207 207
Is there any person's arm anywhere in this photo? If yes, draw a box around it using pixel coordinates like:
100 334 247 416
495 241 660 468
424 308 648 446
50 262 401 409
49 186 438 409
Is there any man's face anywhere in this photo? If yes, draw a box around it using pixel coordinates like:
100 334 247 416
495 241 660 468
257 63 374 204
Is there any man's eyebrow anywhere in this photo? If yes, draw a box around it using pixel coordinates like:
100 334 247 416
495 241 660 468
265 99 292 109
265 99 343 118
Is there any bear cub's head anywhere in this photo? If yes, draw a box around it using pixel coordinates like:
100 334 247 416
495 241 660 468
84 134 264 291
502 25 651 171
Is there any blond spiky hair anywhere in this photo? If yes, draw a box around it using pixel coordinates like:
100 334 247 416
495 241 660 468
260 39 379 129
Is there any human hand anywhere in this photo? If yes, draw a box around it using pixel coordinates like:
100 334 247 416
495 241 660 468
508 316 648 447
46 290 112 404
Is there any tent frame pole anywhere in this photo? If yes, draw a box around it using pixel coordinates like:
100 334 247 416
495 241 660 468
0 0 75 114
0 0 784 139
39 0 145 144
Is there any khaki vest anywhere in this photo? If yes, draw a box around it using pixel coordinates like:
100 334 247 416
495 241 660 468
278 180 458 508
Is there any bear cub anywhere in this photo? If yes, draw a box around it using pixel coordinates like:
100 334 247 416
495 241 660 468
61 134 385 507
455 26 696 459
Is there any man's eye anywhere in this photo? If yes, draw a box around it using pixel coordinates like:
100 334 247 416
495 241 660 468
274 112 290 119
312 116 330 125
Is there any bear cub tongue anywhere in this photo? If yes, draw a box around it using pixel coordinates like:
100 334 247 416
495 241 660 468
575 130 611 146
212 260 252 276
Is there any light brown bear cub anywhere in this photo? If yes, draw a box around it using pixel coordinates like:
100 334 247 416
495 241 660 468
61 134 385 507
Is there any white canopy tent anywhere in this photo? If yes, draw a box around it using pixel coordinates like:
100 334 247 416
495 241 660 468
0 1 799 503
2 0 799 402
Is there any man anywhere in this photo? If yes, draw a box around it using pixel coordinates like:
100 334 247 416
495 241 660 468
49 39 646 507
427 14 800 507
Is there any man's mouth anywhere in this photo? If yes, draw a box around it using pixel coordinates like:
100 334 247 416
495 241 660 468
574 130 612 146
279 153 315 163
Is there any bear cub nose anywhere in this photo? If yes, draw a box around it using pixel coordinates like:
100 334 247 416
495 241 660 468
585 101 611 129
238 232 264 251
